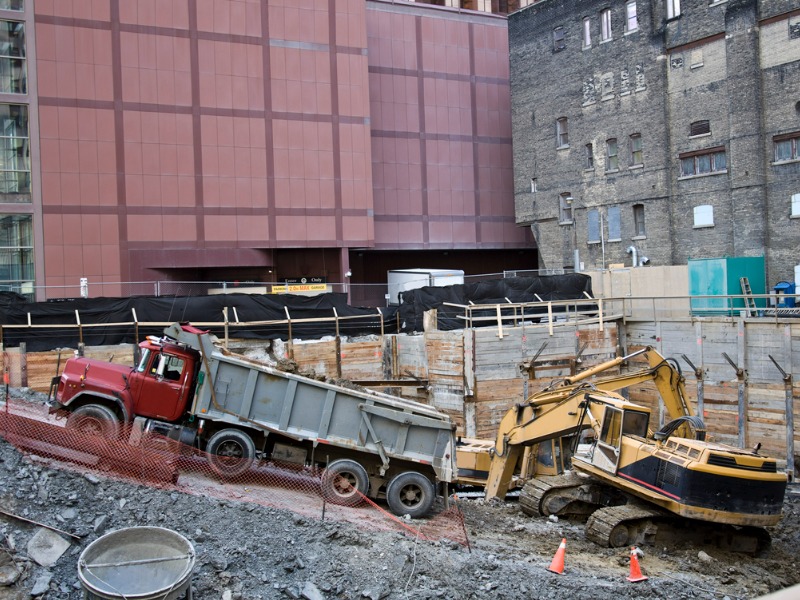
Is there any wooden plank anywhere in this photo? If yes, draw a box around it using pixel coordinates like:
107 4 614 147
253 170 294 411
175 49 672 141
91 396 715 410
292 340 338 376
474 378 526 439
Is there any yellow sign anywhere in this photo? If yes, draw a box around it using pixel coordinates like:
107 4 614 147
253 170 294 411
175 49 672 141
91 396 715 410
271 284 328 293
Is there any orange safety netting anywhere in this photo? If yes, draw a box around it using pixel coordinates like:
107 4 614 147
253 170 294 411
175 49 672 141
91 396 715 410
0 397 469 548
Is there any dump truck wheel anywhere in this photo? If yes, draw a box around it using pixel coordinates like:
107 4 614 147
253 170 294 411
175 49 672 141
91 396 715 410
386 471 435 518
66 404 120 439
321 459 369 506
206 429 255 478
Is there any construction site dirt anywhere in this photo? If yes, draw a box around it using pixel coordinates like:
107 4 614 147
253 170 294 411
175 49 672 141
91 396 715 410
1 390 799 600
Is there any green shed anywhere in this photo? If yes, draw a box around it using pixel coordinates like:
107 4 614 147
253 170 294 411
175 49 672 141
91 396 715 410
688 256 766 316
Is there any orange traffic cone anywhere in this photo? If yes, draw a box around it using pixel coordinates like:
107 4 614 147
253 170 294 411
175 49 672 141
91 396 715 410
626 546 648 582
547 538 567 574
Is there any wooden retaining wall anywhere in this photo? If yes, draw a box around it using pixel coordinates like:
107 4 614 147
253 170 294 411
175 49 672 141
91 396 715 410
623 318 799 464
4 316 797 469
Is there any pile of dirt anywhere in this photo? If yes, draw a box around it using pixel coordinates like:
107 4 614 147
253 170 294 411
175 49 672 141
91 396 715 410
1 388 799 599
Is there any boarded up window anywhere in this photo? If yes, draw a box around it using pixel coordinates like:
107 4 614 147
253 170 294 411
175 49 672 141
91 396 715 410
690 120 710 136
608 205 621 240
587 208 600 242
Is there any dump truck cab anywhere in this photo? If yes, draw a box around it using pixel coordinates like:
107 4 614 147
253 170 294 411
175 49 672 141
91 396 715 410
129 336 201 422
53 330 201 425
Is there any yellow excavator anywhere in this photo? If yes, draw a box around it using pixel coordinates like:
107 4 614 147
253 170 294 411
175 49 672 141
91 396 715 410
457 347 787 552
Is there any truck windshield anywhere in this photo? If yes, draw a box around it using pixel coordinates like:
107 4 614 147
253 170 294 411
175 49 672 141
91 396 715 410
136 349 152 373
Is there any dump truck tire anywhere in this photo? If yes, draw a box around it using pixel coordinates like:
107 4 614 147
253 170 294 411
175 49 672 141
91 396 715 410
321 459 369 506
66 404 120 439
386 471 435 518
206 429 255 478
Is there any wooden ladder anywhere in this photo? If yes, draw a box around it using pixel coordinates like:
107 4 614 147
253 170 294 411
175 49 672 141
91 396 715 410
739 277 757 316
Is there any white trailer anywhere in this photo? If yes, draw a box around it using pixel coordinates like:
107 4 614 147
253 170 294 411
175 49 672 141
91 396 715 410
387 268 465 305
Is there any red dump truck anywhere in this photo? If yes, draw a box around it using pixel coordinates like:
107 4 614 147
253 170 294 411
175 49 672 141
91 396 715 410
49 323 457 517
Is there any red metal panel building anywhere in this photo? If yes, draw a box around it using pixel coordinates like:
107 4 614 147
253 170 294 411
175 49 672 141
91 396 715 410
0 0 532 303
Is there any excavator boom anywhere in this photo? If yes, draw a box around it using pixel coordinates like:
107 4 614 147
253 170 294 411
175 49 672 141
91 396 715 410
482 347 692 500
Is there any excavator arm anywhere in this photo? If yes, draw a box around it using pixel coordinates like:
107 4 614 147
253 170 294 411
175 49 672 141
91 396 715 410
483 346 694 500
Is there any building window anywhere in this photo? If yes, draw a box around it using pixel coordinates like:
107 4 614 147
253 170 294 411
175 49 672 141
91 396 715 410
583 17 592 48
607 205 621 240
586 143 594 169
0 104 30 197
774 132 800 162
559 193 573 223
694 205 714 228
553 27 565 52
667 0 680 19
531 177 537 193
0 21 25 94
625 2 638 32
0 214 33 300
633 204 646 237
679 147 726 177
629 134 643 166
601 8 612 41
792 193 800 217
0 1 23 11
606 138 618 171
556 117 569 148
690 120 711 137
587 208 601 242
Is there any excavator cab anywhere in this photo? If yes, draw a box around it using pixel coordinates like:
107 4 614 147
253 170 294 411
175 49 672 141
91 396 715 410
589 404 650 474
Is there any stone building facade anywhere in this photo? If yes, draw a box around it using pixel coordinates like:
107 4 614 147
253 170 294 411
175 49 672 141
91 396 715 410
510 0 800 284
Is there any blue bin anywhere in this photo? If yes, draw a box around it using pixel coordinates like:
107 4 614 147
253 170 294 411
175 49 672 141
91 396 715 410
774 281 796 308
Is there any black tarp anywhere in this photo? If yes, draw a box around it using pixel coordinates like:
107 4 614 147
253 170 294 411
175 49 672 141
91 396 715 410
397 274 594 332
0 274 592 350
0 294 398 351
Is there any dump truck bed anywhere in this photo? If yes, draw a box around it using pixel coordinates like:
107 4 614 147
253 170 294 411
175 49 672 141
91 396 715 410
168 324 457 482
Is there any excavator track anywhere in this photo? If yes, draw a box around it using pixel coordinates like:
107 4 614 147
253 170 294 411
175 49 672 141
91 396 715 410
585 504 772 554
519 472 612 518
585 503 664 548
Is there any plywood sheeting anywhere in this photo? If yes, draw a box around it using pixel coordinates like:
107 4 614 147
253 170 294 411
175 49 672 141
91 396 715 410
473 378 526 439
339 340 385 381
292 340 338 376
394 334 428 380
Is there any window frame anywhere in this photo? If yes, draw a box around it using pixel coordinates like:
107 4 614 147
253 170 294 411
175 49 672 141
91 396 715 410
601 8 612 42
0 213 33 300
773 132 800 163
559 193 574 224
633 203 646 238
606 138 619 172
0 20 26 95
582 17 592 48
625 2 638 32
629 133 643 167
0 103 30 197
553 26 566 52
585 143 594 170
556 117 569 149
679 146 727 178
666 0 681 19
0 1 23 11
792 193 800 218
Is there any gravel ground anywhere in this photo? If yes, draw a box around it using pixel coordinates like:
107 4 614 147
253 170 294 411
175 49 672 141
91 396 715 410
1 390 799 600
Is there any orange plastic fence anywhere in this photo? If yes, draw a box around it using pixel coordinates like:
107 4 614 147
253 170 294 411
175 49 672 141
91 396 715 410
0 397 468 547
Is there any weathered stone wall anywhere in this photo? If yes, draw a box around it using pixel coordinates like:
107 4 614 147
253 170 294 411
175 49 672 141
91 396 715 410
510 0 800 284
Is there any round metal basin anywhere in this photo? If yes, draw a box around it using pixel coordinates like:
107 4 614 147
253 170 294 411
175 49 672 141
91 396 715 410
78 526 195 600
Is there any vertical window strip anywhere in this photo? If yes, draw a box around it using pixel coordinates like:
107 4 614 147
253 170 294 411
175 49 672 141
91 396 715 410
607 206 621 240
